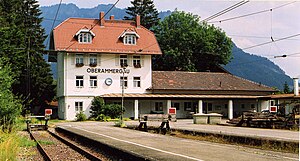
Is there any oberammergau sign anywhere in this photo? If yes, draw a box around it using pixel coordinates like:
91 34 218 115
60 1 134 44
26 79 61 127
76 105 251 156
87 68 130 74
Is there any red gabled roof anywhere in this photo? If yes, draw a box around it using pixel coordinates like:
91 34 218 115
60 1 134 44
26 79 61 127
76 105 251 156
151 71 276 92
51 18 162 55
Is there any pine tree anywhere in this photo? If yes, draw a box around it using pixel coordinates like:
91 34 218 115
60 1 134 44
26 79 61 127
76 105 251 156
283 81 290 94
0 0 55 113
124 0 160 29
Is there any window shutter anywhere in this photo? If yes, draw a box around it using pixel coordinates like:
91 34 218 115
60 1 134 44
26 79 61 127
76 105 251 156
115 54 119 66
97 54 101 66
141 55 144 67
84 54 88 66
70 53 75 65
128 55 132 67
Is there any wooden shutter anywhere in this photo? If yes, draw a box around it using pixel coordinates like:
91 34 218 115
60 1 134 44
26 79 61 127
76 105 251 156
70 53 75 65
84 54 88 66
141 55 144 67
97 54 101 66
115 54 119 66
128 55 132 67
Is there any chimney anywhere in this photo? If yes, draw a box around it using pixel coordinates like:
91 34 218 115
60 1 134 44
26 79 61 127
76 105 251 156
136 15 140 28
99 12 105 26
293 78 299 96
110 15 114 20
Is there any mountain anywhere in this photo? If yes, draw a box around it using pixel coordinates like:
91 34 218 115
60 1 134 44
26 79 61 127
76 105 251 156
224 45 293 90
40 3 293 90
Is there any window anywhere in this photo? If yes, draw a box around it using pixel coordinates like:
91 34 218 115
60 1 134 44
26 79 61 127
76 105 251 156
155 102 163 111
251 104 255 109
75 54 84 67
241 104 245 109
172 102 180 110
120 76 128 88
75 102 83 112
89 54 97 66
207 103 213 111
89 76 97 88
76 76 84 88
184 102 192 111
78 32 92 43
124 34 136 45
120 55 128 67
133 56 141 68
133 77 141 87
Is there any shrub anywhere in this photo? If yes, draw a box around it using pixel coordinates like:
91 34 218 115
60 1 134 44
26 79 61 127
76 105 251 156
75 111 87 121
102 104 124 119
90 97 125 120
90 97 105 118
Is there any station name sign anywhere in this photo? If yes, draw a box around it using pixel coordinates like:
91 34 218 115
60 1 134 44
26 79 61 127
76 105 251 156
87 68 130 74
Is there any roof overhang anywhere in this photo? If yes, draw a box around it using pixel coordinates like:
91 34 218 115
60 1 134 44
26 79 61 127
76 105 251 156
100 93 264 99
75 28 95 37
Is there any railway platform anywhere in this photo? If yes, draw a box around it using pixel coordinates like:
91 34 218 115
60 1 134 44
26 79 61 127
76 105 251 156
56 120 298 161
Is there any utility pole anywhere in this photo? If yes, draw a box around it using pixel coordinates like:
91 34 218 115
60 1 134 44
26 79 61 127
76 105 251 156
121 67 126 121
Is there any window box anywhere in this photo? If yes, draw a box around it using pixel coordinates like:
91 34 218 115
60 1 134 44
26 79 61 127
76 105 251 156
89 63 97 67
76 63 84 67
121 63 128 68
134 63 141 68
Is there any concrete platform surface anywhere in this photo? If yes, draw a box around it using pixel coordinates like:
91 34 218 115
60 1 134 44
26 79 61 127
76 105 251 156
56 121 298 161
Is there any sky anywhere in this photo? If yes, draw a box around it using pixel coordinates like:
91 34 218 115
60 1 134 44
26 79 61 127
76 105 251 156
38 0 300 78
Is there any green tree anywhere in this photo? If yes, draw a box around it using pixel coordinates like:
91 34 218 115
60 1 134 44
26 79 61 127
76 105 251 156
90 96 105 118
0 58 22 132
124 0 160 29
283 81 290 94
0 0 55 113
153 11 232 72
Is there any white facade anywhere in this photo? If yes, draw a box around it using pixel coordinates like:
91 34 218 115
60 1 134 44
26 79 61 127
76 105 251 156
57 52 152 120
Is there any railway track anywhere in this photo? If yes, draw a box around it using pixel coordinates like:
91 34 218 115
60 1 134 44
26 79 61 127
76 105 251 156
28 129 105 161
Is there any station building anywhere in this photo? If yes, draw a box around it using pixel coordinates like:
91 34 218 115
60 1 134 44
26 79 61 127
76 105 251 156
50 12 276 120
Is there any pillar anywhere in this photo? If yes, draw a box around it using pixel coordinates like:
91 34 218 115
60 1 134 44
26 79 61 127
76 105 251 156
228 100 233 119
134 99 139 120
167 100 171 113
198 100 203 114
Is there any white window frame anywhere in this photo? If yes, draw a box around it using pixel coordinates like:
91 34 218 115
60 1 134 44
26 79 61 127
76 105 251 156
75 54 84 64
76 75 84 88
133 77 141 88
120 55 128 67
124 34 136 45
75 101 83 112
133 56 141 68
89 54 97 65
89 76 97 88
78 32 92 43
120 76 128 88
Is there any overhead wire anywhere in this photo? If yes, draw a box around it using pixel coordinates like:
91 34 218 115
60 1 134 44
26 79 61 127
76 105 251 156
201 0 249 22
45 0 63 49
208 1 296 23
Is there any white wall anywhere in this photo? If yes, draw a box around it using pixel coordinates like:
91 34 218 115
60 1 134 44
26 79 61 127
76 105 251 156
57 52 153 120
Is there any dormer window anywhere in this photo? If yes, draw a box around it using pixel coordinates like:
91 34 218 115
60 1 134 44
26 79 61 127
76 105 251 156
124 34 137 45
75 28 95 44
119 29 140 45
78 33 92 43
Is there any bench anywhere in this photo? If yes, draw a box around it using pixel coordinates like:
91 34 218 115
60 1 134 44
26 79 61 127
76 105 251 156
138 114 171 133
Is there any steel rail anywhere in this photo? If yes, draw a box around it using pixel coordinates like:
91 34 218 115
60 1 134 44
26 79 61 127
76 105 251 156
28 128 102 161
